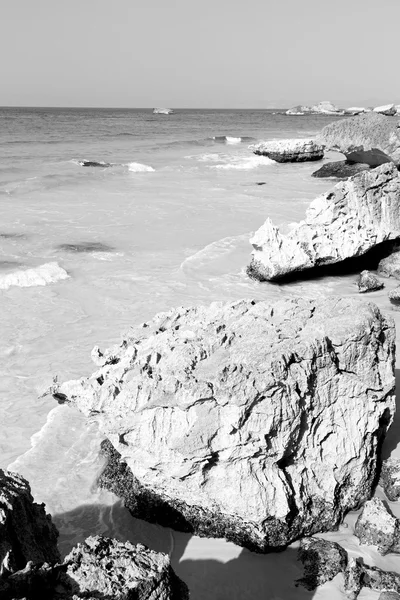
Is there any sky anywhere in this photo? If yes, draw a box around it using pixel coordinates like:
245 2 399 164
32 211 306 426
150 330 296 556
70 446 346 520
1 0 399 108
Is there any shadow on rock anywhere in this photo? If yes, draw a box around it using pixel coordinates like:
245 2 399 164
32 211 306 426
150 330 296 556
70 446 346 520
381 369 400 460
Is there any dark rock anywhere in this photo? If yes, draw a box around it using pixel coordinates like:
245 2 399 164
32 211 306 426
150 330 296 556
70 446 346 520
344 557 364 600
381 458 400 501
357 270 384 293
378 250 400 279
57 242 115 253
344 557 400 598
78 160 111 168
354 498 400 555
296 537 348 590
312 161 371 180
256 182 266 185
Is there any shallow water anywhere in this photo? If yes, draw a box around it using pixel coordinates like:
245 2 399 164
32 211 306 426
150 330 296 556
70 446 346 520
2 107 400 599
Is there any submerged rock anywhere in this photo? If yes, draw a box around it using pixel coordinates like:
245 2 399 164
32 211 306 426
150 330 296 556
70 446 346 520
374 104 397 116
57 242 115 253
78 160 111 168
250 138 324 162
247 163 400 282
0 469 60 574
317 112 400 166
296 537 348 590
378 250 400 279
357 270 384 293
381 458 400 501
354 498 400 555
311 161 370 180
54 296 395 552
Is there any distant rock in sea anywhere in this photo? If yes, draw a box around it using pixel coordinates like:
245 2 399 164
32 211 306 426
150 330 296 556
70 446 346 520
153 108 174 115
344 106 370 115
374 103 397 116
54 296 395 552
311 160 370 180
247 163 400 281
250 138 324 162
285 100 344 115
317 112 400 166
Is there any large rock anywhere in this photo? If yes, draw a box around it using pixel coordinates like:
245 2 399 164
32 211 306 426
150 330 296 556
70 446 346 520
378 250 400 279
317 112 400 166
250 138 324 163
247 163 400 282
381 458 400 501
374 104 397 116
0 469 60 575
296 537 348 590
345 558 400 598
311 161 370 180
357 270 384 293
354 498 400 555
286 101 344 116
53 297 396 552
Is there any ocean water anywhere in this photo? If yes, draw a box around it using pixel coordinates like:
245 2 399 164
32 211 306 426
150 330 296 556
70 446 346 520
2 107 400 599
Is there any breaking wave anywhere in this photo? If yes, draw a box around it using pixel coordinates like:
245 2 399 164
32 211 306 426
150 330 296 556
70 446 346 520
211 136 253 144
126 162 155 172
212 155 275 170
180 233 252 272
0 262 69 290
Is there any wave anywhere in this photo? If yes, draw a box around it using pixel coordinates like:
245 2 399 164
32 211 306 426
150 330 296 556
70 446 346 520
211 136 253 144
211 155 275 170
126 162 155 172
0 262 69 290
180 233 252 272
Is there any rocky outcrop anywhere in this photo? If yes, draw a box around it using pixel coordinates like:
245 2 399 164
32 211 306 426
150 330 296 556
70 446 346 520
381 458 400 501
354 498 400 554
357 270 384 293
345 557 400 599
0 536 188 600
374 104 397 116
296 537 347 590
378 250 400 279
247 163 400 282
153 108 174 115
0 469 60 575
250 138 324 163
345 107 369 116
311 161 370 180
286 101 344 116
54 296 395 552
317 112 400 166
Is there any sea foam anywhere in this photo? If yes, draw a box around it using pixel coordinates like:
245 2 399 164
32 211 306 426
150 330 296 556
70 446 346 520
212 155 275 170
0 262 69 290
126 162 155 172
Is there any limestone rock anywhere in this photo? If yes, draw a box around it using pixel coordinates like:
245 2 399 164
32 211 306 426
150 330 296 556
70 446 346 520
357 270 384 293
250 138 324 163
311 161 370 180
247 163 400 282
296 537 348 590
317 112 400 166
344 557 400 598
310 100 344 114
0 469 60 575
389 287 400 305
354 498 400 554
54 297 396 552
378 250 400 279
285 105 309 115
153 108 174 115
374 104 397 116
345 107 369 116
381 458 400 501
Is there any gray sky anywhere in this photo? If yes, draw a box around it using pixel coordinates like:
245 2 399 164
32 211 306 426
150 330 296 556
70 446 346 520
1 0 399 108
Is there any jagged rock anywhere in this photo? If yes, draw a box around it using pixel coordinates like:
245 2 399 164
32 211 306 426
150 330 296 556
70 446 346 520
381 458 400 501
354 498 400 554
344 557 364 600
378 250 400 279
317 112 400 166
374 104 397 116
344 557 400 598
0 536 188 600
0 469 60 575
311 161 370 180
357 270 384 293
54 296 396 552
250 138 324 163
247 163 400 282
296 537 348 590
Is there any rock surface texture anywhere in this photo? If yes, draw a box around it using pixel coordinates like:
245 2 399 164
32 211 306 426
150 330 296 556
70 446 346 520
381 458 400 501
247 163 400 282
354 498 400 555
54 297 396 552
311 161 370 180
0 469 60 575
296 537 348 590
374 104 397 116
357 270 384 293
250 138 324 162
317 112 400 166
378 250 400 280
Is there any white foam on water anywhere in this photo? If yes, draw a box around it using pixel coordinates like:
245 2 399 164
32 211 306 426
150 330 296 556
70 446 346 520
0 262 69 290
212 155 275 170
185 153 222 162
180 233 252 272
126 162 155 172
225 136 242 144
92 252 124 261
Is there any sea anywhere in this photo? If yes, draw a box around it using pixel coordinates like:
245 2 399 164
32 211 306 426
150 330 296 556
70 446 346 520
1 107 400 599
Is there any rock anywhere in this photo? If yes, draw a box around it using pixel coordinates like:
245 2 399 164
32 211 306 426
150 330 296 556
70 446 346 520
54 296 396 552
310 100 344 115
247 163 400 282
317 112 400 166
345 107 369 116
153 108 174 115
78 160 111 168
354 498 400 554
357 270 384 293
389 287 400 305
379 592 400 600
344 557 364 600
250 138 324 163
381 458 400 501
374 104 397 116
311 161 370 180
0 469 60 575
285 105 309 115
344 558 400 598
296 537 348 590
0 536 188 600
378 250 400 279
